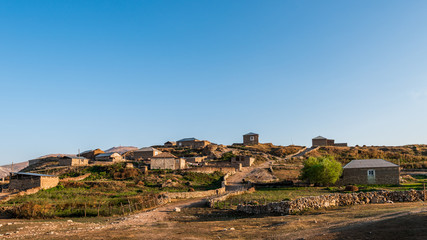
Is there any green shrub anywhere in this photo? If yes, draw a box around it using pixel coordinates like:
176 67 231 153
300 156 342 186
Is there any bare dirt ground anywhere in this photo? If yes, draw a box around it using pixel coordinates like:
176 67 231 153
0 201 426 239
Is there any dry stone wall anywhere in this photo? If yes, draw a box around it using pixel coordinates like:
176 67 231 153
237 190 426 214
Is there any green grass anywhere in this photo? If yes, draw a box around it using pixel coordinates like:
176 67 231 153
215 176 427 209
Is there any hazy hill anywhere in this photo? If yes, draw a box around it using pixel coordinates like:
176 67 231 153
0 161 29 178
105 146 138 154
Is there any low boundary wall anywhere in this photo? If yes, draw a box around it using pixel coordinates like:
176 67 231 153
237 190 426 215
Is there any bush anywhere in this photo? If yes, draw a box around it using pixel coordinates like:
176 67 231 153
300 156 342 186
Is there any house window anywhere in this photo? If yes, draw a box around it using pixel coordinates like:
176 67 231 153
367 170 375 177
250 136 254 141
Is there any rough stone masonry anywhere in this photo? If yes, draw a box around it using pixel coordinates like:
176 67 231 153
237 190 426 214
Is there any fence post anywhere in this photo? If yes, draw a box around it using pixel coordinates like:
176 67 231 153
121 202 125 215
84 203 87 217
424 183 426 201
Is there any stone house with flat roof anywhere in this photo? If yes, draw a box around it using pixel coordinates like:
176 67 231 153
58 156 89 166
231 156 255 167
132 147 162 160
95 152 123 162
176 138 210 149
340 159 400 185
150 152 186 170
312 136 347 147
9 172 59 191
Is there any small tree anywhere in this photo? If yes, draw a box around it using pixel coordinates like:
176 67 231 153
300 156 342 186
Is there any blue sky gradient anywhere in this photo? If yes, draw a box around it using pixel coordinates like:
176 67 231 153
1 1 427 164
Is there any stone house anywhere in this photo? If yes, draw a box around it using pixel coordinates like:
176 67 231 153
231 156 255 167
176 138 210 149
312 136 347 147
132 147 162 160
243 132 259 145
80 148 105 160
58 156 89 166
95 152 123 162
340 159 400 185
150 152 186 170
9 172 59 191
164 141 176 147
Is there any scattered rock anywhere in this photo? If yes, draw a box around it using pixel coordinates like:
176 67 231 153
174 207 181 212
67 220 73 223
229 227 235 231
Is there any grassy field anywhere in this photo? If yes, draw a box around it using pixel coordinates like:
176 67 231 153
0 164 225 218
216 175 427 209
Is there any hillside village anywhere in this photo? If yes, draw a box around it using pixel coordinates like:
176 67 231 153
0 133 426 239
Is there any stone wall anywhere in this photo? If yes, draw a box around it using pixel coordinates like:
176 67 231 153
60 173 91 182
185 167 237 175
237 190 426 215
165 187 226 199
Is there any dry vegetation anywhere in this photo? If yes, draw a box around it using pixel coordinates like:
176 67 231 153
306 145 427 168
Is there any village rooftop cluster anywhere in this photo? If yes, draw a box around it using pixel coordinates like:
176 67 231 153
6 133 400 193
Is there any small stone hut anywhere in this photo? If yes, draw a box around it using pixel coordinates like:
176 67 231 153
80 148 105 160
9 172 59 191
132 147 162 160
312 136 347 147
150 152 186 170
340 159 400 185
176 138 210 149
58 156 89 166
95 152 123 162
231 156 255 167
243 132 259 145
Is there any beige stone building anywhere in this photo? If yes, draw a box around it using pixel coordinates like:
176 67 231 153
312 136 347 147
95 152 123 162
9 172 59 191
243 132 259 145
132 147 162 160
150 152 186 170
231 156 255 167
58 156 89 166
176 138 210 149
80 148 105 160
340 159 400 185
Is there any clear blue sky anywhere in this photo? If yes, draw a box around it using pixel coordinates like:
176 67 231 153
1 0 427 165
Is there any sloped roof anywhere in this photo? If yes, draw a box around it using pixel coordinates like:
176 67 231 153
137 147 159 152
343 159 398 169
152 152 177 158
244 132 258 136
313 136 327 140
96 152 121 158
12 172 57 177
177 138 197 142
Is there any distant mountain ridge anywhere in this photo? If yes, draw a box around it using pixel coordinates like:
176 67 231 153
0 161 29 178
104 146 138 154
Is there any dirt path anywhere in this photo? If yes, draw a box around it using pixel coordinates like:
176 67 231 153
111 197 206 226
